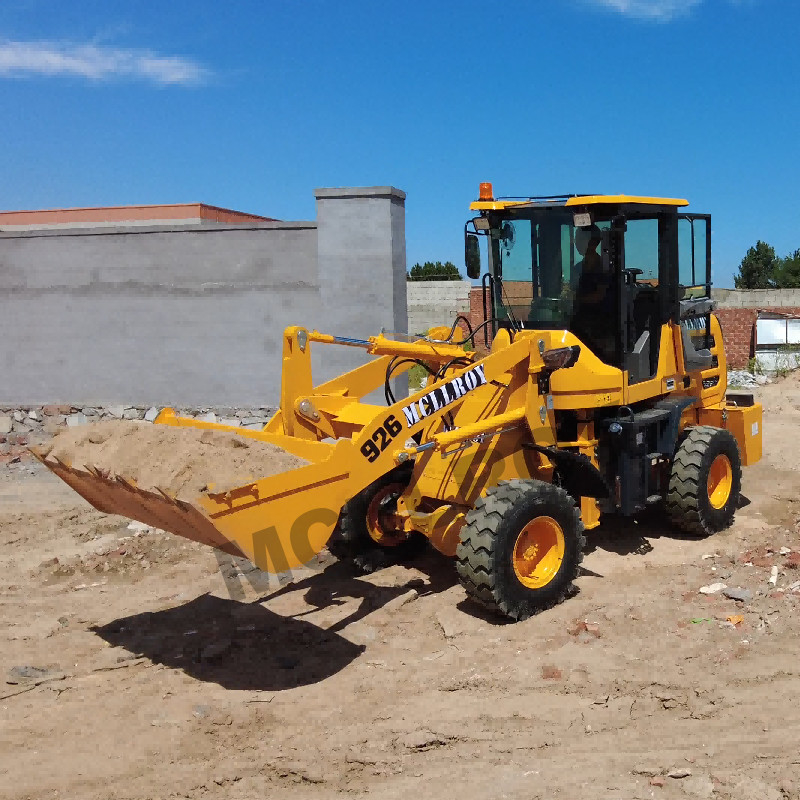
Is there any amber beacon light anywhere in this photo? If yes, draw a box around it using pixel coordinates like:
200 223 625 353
479 182 493 201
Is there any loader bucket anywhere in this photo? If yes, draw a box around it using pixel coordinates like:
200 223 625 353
33 426 358 574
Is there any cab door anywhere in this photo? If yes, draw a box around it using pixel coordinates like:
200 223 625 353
620 214 677 386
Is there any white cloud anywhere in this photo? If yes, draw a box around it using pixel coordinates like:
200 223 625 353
589 0 704 21
0 40 210 85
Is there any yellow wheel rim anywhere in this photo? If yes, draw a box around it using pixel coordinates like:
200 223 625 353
707 454 733 510
512 516 565 589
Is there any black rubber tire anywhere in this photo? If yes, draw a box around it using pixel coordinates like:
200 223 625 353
327 467 426 574
456 479 585 621
666 426 742 536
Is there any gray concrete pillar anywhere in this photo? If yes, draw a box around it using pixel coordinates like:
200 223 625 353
314 187 409 394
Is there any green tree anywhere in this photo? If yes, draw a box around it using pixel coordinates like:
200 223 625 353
407 260 462 281
733 241 780 289
775 249 800 288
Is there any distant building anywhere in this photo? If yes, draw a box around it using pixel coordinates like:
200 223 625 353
0 203 276 231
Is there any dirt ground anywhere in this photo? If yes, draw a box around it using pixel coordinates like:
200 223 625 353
2 377 800 800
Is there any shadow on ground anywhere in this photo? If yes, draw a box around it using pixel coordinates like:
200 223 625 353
584 508 705 558
92 591 365 691
280 551 457 632
92 551 457 691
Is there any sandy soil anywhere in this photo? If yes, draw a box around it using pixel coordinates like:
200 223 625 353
36 420 307 498
2 378 800 800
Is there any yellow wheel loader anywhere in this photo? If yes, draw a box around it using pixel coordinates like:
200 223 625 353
37 186 763 621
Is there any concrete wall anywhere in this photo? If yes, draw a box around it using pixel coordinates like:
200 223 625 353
0 187 408 406
314 187 407 379
407 280 470 335
712 288 800 308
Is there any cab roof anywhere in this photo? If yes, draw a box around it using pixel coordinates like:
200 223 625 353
469 193 689 211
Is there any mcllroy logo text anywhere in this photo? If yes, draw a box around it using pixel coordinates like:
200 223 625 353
402 364 487 426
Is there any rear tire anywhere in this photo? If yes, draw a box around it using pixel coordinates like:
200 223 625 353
327 467 426 573
456 480 585 621
666 426 742 536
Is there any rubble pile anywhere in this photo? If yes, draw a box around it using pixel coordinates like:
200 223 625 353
727 370 771 389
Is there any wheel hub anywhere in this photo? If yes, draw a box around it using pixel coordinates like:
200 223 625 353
512 515 565 589
707 454 733 509
365 483 408 546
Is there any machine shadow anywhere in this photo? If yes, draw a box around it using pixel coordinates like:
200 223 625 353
276 550 458 633
92 553 457 691
92 592 365 691
583 507 704 558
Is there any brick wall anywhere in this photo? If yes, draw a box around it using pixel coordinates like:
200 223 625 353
714 308 757 368
467 286 490 354
717 305 800 368
464 286 800 369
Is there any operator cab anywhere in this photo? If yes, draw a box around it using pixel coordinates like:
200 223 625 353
465 185 712 384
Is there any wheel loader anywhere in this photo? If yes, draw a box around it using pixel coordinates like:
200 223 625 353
36 185 763 621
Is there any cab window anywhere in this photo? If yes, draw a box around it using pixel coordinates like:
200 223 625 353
678 216 710 298
624 218 659 284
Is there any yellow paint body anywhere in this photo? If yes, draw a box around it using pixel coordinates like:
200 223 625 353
469 194 690 212
32 180 761 577
37 306 762 575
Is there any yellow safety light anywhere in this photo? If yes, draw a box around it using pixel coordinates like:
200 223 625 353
479 182 493 201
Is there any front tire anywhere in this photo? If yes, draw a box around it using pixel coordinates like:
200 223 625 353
456 480 585 621
327 467 426 573
666 426 742 536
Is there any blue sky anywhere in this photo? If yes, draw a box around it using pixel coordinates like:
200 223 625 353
1 0 797 288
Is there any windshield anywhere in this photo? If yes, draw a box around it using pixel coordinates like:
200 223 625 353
491 210 611 329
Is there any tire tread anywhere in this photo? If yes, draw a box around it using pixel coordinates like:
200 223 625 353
666 425 742 536
456 480 585 621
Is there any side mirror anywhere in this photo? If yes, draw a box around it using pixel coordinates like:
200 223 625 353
465 233 481 279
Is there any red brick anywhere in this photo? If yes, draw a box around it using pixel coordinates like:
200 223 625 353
567 619 587 635
541 665 562 680
468 286 491 354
